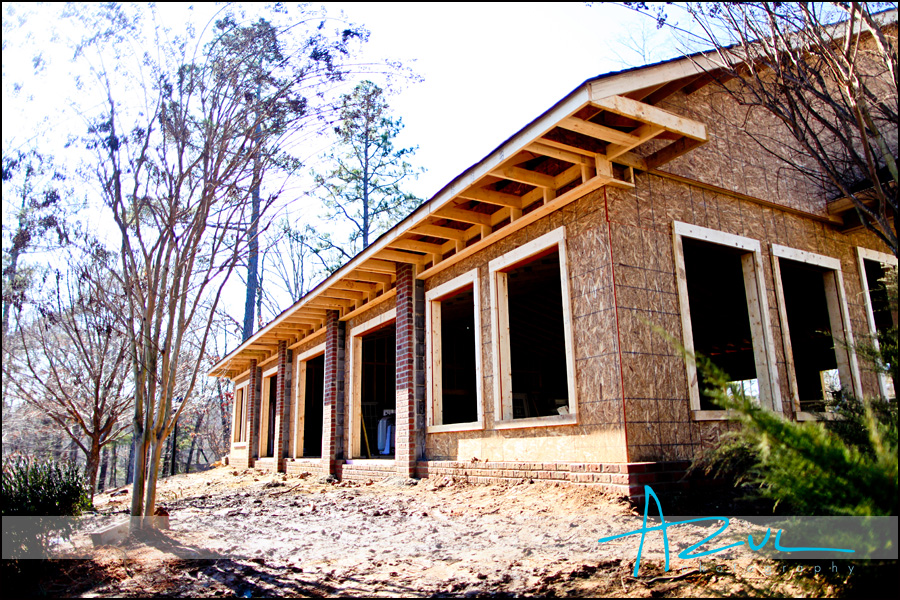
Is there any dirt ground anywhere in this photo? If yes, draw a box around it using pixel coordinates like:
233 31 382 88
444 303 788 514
13 465 870 597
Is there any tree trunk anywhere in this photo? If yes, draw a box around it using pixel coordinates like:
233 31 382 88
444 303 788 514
185 412 204 474
143 435 166 522
97 446 109 494
109 442 118 489
169 420 179 477
125 437 135 485
85 437 101 502
130 420 150 522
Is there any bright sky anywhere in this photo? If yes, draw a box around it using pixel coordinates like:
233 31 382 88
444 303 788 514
2 2 677 201
1 2 679 325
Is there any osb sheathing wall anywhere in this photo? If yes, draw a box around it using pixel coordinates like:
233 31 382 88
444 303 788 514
424 191 629 464
421 82 891 466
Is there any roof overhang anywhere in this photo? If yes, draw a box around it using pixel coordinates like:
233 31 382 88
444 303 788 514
209 55 718 379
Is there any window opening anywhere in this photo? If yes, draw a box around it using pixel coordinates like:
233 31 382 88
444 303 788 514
302 354 324 457
360 324 396 458
233 385 246 442
683 238 759 409
505 248 569 418
265 374 277 457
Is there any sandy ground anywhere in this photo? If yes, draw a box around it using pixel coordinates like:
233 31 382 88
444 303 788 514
26 466 857 597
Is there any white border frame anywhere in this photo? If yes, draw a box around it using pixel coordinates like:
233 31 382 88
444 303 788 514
771 244 862 420
426 269 484 433
672 222 782 420
348 308 397 458
232 380 250 445
290 343 326 458
258 365 279 458
856 247 898 400
489 226 578 430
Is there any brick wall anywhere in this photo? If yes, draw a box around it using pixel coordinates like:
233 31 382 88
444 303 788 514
415 460 693 503
247 360 261 466
272 340 290 471
321 310 346 476
395 263 425 477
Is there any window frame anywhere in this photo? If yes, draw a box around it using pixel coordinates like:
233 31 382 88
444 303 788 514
348 308 397 459
258 365 278 458
856 247 898 400
290 343 326 458
232 380 249 444
672 221 782 420
489 226 578 430
426 269 484 433
771 244 862 420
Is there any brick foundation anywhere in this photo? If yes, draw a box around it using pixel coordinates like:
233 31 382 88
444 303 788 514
338 460 398 482
415 460 692 502
285 458 326 477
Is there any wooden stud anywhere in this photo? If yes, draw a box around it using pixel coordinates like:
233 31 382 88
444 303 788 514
490 165 555 189
606 123 664 159
374 248 427 267
457 187 526 209
527 142 594 166
591 94 708 141
387 238 445 254
558 116 640 146
433 206 493 226
409 224 467 241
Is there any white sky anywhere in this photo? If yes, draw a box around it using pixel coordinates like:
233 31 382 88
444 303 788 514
2 2 679 325
2 2 677 201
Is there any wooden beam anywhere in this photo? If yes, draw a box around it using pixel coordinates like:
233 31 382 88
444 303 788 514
536 137 597 157
409 224 467 241
489 165 556 189
645 136 707 170
558 116 639 146
606 123 664 159
358 259 397 274
345 269 394 285
322 289 367 301
456 187 526 209
331 279 379 293
374 248 427 266
527 142 593 166
433 206 493 226
591 95 707 141
387 238 446 254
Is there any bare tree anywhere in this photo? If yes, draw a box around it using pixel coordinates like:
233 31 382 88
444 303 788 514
624 2 898 256
73 6 368 524
2 258 132 499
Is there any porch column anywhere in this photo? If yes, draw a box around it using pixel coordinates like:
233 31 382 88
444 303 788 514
247 359 262 466
395 263 425 478
321 310 346 476
272 340 291 471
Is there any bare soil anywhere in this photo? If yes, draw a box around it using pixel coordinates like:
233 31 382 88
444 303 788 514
15 466 868 597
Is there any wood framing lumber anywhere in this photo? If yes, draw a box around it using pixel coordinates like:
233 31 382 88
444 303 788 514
433 206 493 226
558 116 639 146
409 224 468 241
489 165 556 189
456 187 526 209
590 95 707 141
387 238 446 254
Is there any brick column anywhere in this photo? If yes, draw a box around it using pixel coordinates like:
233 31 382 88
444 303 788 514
272 340 291 471
247 359 261 465
395 263 426 477
321 311 346 476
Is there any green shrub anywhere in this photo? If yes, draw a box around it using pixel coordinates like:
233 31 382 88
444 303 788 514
1 457 90 517
691 352 898 516
1 457 90 560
